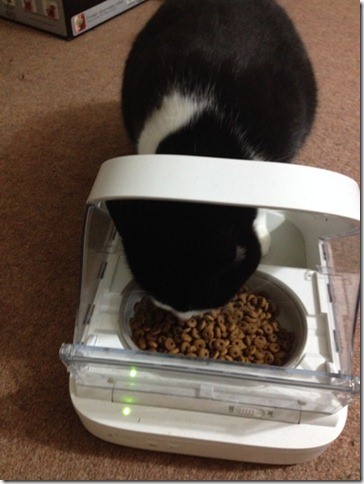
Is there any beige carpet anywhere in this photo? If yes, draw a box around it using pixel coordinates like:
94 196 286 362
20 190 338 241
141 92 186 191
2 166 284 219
1 0 360 480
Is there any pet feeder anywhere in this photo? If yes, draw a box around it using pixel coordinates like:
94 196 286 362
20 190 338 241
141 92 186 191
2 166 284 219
60 155 360 465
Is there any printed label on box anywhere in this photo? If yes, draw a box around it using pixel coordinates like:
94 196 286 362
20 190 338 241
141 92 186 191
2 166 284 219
0 0 67 35
71 0 144 36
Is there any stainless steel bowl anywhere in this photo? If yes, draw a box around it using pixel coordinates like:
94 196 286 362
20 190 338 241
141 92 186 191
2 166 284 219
119 270 307 368
242 271 307 368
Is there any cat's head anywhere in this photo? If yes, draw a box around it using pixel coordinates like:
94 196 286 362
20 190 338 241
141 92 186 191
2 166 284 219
107 199 261 318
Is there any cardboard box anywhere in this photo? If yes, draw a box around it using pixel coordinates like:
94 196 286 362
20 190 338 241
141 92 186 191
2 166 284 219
0 0 146 39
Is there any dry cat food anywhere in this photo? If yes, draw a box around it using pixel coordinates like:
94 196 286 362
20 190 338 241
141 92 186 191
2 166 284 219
129 286 295 366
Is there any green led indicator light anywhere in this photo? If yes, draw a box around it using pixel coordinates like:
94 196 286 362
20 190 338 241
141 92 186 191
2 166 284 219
129 368 138 378
121 406 131 416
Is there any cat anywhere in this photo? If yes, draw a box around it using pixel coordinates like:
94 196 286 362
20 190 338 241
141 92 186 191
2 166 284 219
107 0 317 318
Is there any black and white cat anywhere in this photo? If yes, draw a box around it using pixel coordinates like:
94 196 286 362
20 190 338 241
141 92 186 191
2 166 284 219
107 0 317 318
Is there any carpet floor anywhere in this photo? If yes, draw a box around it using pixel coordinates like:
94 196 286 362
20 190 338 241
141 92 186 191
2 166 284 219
1 0 360 480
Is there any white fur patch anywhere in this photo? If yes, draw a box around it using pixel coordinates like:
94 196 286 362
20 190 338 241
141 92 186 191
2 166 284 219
150 297 209 321
137 90 212 154
137 88 266 160
253 208 271 257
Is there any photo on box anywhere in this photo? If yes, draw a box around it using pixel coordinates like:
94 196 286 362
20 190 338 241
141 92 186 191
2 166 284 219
72 12 86 33
43 0 59 19
22 0 36 12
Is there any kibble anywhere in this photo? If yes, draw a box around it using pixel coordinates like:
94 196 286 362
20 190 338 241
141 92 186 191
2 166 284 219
128 285 295 366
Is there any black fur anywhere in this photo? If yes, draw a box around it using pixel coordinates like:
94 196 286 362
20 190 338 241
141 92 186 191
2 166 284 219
107 0 317 313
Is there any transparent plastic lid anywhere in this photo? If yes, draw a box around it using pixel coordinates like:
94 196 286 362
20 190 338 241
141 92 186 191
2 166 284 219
60 156 360 422
319 230 360 376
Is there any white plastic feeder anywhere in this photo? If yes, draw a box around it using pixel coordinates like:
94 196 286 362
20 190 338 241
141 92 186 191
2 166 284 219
60 155 360 465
